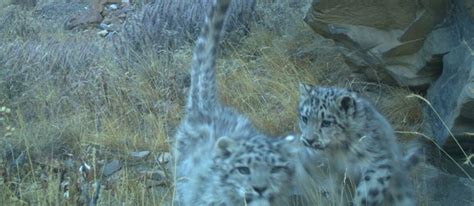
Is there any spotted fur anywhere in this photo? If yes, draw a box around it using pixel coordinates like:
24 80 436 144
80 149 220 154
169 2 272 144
296 84 419 206
173 1 297 205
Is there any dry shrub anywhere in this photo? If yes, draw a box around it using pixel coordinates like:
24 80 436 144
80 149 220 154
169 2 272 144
0 37 100 118
0 6 40 40
121 0 256 52
0 32 179 204
10 0 37 8
217 1 318 135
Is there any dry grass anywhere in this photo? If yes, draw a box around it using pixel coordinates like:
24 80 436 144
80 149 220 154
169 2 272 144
122 0 256 53
1 0 470 205
219 24 317 135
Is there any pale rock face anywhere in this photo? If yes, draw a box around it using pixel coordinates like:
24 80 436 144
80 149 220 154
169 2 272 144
304 0 448 88
304 0 474 154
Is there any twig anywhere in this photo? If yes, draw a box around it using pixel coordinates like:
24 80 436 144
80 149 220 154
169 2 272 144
406 94 470 159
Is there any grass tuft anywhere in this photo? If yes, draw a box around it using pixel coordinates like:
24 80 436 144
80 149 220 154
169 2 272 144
1 0 469 205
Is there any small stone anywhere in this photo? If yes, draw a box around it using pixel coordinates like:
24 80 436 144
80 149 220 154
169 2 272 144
130 151 151 159
97 23 110 30
108 4 119 10
97 30 108 37
102 160 121 177
139 169 166 181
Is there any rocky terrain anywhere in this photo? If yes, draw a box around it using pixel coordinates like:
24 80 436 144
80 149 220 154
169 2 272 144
0 0 472 205
303 0 474 204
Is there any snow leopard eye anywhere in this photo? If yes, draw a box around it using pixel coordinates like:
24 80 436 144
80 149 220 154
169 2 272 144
237 167 250 175
321 120 332 127
301 115 308 124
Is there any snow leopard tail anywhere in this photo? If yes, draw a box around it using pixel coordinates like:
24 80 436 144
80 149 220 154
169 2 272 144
187 0 231 111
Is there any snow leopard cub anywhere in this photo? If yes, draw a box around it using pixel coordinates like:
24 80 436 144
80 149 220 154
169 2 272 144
172 0 297 205
296 84 418 206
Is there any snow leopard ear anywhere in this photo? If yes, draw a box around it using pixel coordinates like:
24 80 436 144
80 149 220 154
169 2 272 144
337 94 356 115
215 136 236 158
299 83 313 97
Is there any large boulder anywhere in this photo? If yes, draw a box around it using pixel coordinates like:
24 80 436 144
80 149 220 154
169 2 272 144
424 0 474 153
64 0 128 30
414 164 474 205
304 0 448 88
304 0 474 155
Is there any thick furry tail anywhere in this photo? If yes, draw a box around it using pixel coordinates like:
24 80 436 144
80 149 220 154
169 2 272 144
187 0 231 111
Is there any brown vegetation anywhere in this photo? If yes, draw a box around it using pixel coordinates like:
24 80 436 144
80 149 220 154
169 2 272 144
0 0 424 205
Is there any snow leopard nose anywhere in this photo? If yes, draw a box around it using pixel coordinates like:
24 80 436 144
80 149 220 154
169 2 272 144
253 186 267 195
303 138 315 147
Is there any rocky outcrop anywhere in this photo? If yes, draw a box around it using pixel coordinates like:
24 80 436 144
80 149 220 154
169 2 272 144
305 0 474 155
414 164 474 205
424 0 474 153
64 10 104 31
304 0 448 88
64 0 129 30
